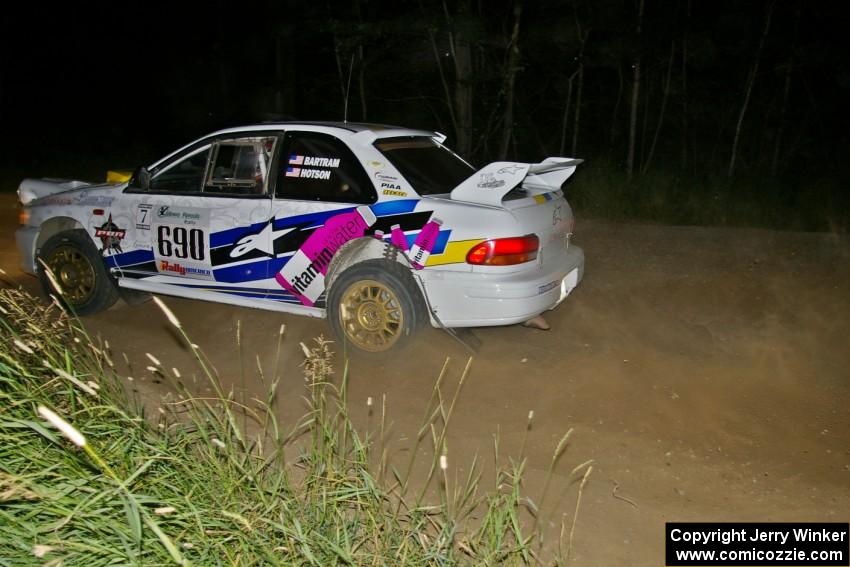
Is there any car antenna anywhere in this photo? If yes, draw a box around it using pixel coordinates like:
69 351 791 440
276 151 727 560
343 53 356 124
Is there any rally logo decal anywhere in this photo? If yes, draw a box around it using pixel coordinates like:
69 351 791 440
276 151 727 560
159 260 212 278
94 215 126 256
497 164 524 175
476 173 506 189
229 222 296 258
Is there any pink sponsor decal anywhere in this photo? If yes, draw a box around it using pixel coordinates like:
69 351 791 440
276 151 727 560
409 217 442 270
275 206 377 306
390 224 409 251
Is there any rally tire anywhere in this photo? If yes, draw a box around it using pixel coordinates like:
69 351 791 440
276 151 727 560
37 229 120 316
327 259 428 354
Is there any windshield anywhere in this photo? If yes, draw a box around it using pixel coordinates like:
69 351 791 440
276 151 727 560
373 136 475 196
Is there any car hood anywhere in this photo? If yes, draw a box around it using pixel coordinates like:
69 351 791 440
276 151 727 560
19 178 123 206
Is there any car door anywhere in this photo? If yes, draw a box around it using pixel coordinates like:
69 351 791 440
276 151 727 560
114 134 278 301
266 130 379 307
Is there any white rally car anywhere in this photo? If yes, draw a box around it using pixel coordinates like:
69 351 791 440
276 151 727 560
16 122 584 352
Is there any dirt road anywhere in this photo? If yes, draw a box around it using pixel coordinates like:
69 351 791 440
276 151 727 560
2 193 849 565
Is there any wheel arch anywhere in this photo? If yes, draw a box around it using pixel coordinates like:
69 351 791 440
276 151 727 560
35 217 85 253
326 237 411 292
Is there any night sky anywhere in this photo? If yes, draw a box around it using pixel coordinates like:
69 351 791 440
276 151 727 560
2 0 849 226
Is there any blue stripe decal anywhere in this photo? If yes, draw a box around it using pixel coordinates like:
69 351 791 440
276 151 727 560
212 256 292 283
105 249 155 268
433 230 451 254
271 207 353 231
267 200 420 231
212 209 355 248
209 200 422 248
212 259 270 283
371 199 419 216
267 257 289 274
113 199 426 276
210 220 267 249
212 229 448 283
396 229 451 253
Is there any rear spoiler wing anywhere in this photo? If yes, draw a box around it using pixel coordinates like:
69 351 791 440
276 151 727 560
450 157 583 207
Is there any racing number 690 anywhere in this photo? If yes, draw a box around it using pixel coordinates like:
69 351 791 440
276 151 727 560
157 226 205 261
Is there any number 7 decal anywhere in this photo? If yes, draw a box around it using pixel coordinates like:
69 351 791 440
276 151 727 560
136 204 152 230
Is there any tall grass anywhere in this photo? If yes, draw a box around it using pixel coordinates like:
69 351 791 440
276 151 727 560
0 286 591 565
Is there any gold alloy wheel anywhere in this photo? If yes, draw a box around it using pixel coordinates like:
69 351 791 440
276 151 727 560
44 245 96 305
338 279 404 352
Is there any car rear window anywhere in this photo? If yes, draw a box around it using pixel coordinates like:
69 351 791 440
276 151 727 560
374 136 474 196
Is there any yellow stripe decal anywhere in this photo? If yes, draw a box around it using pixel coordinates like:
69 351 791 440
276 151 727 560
534 194 547 204
426 239 485 267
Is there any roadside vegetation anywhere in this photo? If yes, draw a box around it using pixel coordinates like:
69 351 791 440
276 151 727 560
568 161 849 233
0 286 592 566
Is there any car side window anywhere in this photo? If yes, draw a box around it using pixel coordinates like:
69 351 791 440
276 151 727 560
275 132 376 204
149 146 211 193
205 137 277 196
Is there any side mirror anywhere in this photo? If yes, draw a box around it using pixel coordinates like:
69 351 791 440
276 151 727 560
131 166 151 191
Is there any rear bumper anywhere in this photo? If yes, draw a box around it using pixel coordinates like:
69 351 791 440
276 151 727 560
421 244 584 327
15 226 38 274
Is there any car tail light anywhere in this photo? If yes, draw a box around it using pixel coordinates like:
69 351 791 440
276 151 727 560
466 235 539 265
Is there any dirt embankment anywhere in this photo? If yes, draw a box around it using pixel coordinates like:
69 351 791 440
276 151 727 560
2 192 848 565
